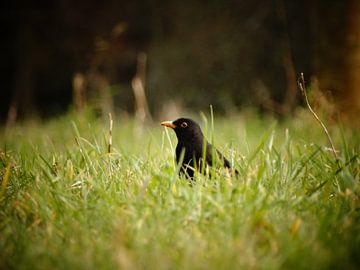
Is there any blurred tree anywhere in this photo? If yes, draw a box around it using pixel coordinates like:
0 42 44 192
1 0 359 125
285 0 360 123
314 0 360 122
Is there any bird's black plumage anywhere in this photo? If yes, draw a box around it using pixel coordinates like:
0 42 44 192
161 118 236 178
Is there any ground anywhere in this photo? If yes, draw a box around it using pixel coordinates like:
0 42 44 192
0 110 359 269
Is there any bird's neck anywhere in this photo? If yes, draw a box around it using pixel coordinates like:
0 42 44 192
177 132 205 149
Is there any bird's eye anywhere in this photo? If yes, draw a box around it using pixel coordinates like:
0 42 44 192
181 122 188 128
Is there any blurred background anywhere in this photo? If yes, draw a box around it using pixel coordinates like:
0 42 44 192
1 0 359 125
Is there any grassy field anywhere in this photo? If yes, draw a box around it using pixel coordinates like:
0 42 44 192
0 111 359 270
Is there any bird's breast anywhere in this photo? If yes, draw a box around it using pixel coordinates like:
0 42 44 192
176 140 203 164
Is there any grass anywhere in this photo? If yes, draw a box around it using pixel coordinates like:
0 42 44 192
0 110 359 270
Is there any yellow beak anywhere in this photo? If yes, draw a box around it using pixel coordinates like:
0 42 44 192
161 121 176 129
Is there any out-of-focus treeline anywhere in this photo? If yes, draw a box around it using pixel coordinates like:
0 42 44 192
1 0 359 124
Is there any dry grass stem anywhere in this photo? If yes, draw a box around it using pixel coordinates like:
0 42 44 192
297 72 339 162
108 112 113 153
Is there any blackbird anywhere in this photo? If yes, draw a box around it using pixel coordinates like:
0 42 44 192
161 118 237 178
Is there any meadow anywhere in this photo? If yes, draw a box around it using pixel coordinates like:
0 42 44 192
0 110 359 270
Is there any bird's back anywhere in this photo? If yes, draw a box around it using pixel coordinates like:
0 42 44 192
205 143 231 168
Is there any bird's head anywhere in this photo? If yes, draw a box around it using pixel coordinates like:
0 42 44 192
161 118 203 143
